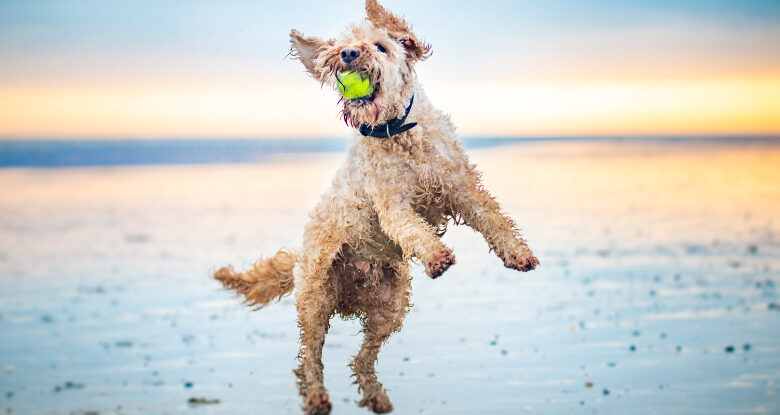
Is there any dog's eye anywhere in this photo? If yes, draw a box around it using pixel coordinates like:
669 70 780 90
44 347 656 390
375 43 387 53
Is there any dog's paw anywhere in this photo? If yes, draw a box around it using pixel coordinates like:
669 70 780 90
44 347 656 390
358 391 394 413
304 390 332 415
504 248 540 272
425 248 455 279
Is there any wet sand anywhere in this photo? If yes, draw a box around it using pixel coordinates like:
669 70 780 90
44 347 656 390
0 140 778 414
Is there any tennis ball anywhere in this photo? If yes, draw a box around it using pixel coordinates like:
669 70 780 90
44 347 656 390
336 70 374 99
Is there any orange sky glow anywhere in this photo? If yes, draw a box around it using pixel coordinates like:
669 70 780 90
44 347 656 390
0 1 778 139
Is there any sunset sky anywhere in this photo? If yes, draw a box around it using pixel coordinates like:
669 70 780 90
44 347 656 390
0 0 778 139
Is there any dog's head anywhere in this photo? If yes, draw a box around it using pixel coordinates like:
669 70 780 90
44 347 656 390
290 0 431 128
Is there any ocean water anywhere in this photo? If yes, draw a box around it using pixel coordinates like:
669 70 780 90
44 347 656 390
0 136 777 168
0 138 778 414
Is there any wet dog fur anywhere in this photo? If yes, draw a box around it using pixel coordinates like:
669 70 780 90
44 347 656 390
215 1 539 413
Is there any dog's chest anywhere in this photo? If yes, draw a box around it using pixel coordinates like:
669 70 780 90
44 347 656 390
364 138 459 223
407 157 455 225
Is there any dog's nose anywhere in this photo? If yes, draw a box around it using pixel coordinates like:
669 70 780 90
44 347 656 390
340 48 360 64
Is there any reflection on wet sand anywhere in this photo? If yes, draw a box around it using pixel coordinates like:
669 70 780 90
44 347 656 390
0 141 778 414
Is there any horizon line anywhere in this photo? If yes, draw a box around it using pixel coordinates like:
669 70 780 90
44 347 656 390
1 133 779 142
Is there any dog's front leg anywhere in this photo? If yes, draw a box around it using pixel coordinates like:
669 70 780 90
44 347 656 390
450 178 539 272
372 197 455 278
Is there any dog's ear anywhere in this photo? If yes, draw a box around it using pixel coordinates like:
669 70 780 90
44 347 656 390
290 29 331 80
365 0 431 61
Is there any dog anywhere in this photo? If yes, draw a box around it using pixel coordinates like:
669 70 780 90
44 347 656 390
215 1 539 413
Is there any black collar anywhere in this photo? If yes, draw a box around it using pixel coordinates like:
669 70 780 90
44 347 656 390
358 95 417 138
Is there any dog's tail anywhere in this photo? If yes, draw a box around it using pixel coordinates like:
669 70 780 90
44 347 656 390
214 249 299 309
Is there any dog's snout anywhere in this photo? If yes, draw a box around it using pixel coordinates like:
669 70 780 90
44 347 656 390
340 47 360 64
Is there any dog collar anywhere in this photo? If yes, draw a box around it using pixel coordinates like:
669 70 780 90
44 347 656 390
358 95 417 138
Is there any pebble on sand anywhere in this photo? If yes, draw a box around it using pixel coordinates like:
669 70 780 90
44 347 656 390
54 381 85 392
188 397 220 405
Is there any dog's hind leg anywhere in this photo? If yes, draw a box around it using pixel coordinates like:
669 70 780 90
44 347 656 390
294 267 339 415
350 264 410 414
352 306 405 413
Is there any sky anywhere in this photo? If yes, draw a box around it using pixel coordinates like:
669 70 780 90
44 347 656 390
0 0 778 139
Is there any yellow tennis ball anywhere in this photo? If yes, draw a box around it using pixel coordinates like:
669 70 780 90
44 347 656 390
336 70 374 99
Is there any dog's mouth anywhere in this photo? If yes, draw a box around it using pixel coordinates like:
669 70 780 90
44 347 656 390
335 67 386 128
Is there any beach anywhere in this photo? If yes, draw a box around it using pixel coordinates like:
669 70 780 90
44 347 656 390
0 139 778 414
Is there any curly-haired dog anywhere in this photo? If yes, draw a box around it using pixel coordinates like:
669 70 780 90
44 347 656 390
215 1 539 413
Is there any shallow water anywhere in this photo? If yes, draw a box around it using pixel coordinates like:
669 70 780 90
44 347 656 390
0 140 778 414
